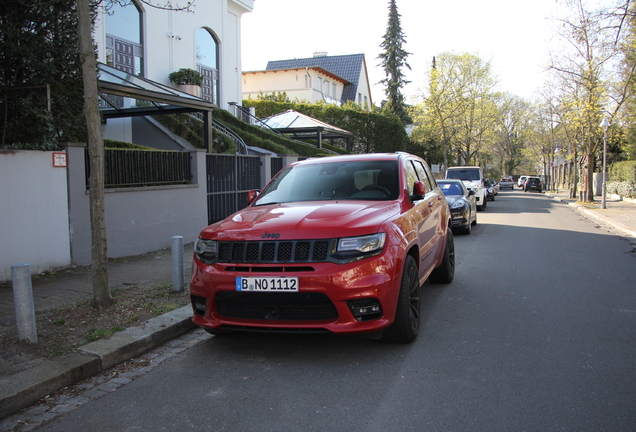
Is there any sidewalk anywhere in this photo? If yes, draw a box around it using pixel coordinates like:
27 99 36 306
0 244 196 419
546 191 636 239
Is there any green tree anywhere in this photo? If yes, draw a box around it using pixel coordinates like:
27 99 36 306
377 0 411 124
411 52 499 168
0 0 86 149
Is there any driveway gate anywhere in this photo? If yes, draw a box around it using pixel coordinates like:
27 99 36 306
206 154 261 225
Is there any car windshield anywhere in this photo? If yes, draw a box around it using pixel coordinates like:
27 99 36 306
439 182 463 197
446 169 480 181
254 160 400 205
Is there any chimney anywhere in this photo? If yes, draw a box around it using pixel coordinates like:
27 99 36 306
313 51 328 58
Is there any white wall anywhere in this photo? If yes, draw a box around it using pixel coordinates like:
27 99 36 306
0 151 71 281
65 145 209 266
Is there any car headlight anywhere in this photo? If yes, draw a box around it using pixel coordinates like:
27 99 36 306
450 199 468 210
194 238 219 265
332 233 386 263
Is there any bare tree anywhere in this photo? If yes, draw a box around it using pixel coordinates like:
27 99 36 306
75 0 193 308
548 0 633 201
492 94 532 176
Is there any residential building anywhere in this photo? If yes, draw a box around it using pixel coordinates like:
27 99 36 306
92 0 254 144
242 52 373 109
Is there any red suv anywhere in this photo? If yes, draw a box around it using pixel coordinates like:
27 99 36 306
190 153 455 343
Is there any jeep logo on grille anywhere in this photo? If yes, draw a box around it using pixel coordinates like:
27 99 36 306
261 232 281 239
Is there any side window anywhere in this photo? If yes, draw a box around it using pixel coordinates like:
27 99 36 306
405 161 418 195
412 160 433 193
423 163 438 190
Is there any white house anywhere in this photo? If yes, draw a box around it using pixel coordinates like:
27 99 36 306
243 66 350 106
243 53 374 110
92 0 254 144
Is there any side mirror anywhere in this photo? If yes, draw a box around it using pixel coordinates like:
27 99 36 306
247 189 260 204
468 189 476 196
410 181 426 201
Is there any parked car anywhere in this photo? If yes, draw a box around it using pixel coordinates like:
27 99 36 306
518 176 528 188
445 166 487 211
499 177 514 190
190 153 455 343
484 178 498 200
438 179 477 234
524 176 543 193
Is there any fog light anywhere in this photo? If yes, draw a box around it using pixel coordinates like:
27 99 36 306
347 298 382 321
191 295 207 316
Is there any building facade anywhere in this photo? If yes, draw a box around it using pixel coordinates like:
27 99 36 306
242 53 373 109
92 0 254 143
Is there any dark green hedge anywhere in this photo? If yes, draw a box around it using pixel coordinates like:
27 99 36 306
104 139 155 150
242 100 408 154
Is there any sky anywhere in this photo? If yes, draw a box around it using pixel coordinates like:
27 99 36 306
241 0 561 106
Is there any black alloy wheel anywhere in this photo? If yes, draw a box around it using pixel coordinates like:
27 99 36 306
429 228 455 284
383 255 420 343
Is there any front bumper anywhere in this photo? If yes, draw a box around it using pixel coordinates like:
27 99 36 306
189 252 403 334
450 208 470 229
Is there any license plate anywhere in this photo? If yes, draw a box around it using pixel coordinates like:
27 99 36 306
235 277 299 292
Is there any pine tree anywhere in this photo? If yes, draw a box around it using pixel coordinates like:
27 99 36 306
378 0 411 124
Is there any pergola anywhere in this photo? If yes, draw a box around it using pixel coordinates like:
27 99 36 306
260 110 354 152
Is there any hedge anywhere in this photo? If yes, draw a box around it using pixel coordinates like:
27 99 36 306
606 181 636 198
609 160 636 184
242 100 408 154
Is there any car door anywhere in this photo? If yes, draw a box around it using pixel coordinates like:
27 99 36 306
409 158 445 277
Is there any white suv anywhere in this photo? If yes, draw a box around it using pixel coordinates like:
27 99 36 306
445 166 487 211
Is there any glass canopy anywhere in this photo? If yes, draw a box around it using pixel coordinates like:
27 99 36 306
98 63 215 119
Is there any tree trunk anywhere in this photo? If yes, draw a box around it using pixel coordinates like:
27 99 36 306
76 0 113 308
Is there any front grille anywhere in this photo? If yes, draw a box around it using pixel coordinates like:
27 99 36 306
215 291 338 321
218 240 333 264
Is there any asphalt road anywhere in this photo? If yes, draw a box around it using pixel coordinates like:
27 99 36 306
37 190 636 432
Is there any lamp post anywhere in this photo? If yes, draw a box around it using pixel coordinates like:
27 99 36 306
600 117 610 209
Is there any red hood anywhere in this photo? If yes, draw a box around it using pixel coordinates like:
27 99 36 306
200 201 401 241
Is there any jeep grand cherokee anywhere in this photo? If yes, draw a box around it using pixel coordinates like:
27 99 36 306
190 153 455 343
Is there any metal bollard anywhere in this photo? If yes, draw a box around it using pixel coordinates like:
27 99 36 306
12 263 38 344
171 236 184 292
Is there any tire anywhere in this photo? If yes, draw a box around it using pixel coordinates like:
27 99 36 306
471 212 477 226
461 219 471 234
429 228 455 284
383 255 420 343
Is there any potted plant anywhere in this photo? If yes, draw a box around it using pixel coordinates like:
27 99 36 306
168 68 203 97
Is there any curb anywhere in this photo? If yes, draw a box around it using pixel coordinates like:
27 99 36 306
549 194 636 238
0 305 195 420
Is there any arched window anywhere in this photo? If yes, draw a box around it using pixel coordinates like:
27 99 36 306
105 1 144 76
196 28 219 105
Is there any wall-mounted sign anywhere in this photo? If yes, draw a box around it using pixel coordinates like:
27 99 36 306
52 152 67 168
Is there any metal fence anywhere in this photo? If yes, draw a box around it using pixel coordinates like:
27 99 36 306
206 154 261 224
85 148 192 189
271 156 283 178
